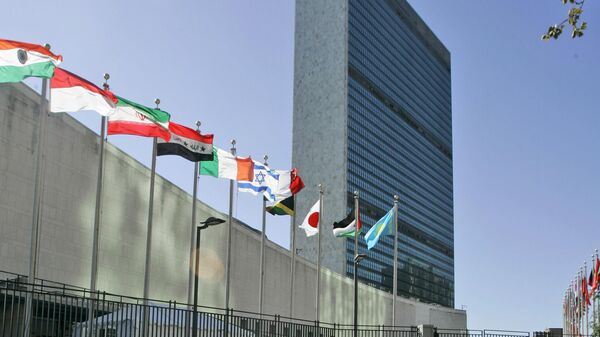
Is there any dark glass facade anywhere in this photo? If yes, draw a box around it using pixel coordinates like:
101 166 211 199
346 0 454 307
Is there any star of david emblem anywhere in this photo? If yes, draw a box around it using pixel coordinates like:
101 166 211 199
255 171 266 184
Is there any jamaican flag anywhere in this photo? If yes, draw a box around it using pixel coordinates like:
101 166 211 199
266 196 294 216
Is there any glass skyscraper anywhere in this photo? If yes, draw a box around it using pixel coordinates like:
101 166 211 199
293 0 453 308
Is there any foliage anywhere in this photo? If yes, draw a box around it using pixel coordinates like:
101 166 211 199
542 0 587 40
593 320 600 337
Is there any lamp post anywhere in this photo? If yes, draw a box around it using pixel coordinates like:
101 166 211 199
192 216 226 337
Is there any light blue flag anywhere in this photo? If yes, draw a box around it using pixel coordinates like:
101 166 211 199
364 208 395 250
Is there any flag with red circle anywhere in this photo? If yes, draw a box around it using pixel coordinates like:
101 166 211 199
299 200 319 237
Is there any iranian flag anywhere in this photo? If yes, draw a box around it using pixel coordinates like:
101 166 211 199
50 68 117 116
200 147 254 181
157 122 214 162
0 39 62 83
108 96 171 141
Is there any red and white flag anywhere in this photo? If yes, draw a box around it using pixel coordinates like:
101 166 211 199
299 200 320 237
50 67 117 116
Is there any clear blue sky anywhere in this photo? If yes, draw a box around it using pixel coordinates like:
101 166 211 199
4 0 600 331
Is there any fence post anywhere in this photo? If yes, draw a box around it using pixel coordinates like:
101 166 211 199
418 325 435 337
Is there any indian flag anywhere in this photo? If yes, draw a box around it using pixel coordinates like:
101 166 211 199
0 39 62 83
200 147 254 181
107 96 171 141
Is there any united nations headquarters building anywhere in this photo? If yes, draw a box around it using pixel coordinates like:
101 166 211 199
293 0 455 309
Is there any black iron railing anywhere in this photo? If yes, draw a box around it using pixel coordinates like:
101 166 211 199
0 278 418 337
0 272 569 337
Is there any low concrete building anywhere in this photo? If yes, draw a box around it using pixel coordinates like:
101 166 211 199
0 83 466 328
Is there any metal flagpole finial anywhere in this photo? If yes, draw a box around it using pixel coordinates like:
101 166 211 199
393 194 399 201
230 139 236 155
263 155 268 166
154 98 161 109
353 190 359 198
103 73 110 90
195 121 201 132
318 184 323 193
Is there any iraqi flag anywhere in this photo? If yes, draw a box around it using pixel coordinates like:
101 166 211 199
108 96 171 141
0 39 62 83
157 122 214 162
299 200 319 237
50 68 117 116
333 208 361 238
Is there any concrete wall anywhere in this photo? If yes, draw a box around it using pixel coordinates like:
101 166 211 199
292 0 349 276
0 83 466 328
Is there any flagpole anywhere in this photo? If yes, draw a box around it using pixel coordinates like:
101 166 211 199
586 261 589 337
24 58 51 337
187 121 202 305
573 283 576 336
592 254 596 335
353 190 360 337
90 74 110 293
141 99 160 337
84 74 110 337
316 184 323 322
571 285 573 335
259 155 268 315
225 139 236 310
289 194 297 317
592 249 600 330
392 195 399 326
581 268 584 336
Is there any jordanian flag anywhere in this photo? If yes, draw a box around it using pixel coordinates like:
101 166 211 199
200 147 254 181
333 208 362 238
157 122 214 162
266 196 294 216
0 39 62 83
108 96 171 141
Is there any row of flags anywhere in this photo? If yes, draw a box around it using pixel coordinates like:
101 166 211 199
1 37 402 249
283 196 396 251
0 38 305 204
563 252 600 336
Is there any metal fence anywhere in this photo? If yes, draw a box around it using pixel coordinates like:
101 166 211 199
0 277 418 337
0 273 569 337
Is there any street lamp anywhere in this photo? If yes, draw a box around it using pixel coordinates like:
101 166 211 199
192 216 226 337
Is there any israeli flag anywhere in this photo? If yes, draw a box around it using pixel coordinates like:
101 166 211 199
238 163 280 202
